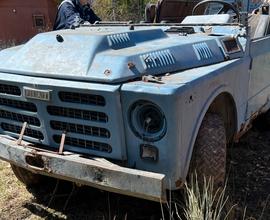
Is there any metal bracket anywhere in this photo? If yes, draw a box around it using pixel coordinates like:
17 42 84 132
142 75 164 84
17 122 27 145
58 132 66 155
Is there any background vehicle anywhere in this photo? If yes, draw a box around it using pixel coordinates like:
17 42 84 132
0 0 269 202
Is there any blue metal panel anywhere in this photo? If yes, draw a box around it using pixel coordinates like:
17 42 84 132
0 27 228 83
247 36 270 118
121 58 249 188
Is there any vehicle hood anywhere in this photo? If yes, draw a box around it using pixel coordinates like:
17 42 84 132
0 26 236 83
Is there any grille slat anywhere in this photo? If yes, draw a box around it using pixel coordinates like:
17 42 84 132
50 121 110 138
0 109 40 126
0 97 37 112
59 92 106 106
1 122 44 140
0 84 21 96
53 135 112 153
47 106 108 123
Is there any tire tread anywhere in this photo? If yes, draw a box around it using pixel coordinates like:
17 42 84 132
189 113 226 187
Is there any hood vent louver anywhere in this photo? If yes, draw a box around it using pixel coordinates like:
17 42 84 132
141 49 175 70
107 33 135 49
193 42 213 61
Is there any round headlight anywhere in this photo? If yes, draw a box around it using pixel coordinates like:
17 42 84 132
129 100 167 142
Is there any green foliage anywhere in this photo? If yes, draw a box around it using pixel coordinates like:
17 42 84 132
55 0 154 21
92 0 156 21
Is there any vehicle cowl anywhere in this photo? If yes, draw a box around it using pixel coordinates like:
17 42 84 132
0 27 240 83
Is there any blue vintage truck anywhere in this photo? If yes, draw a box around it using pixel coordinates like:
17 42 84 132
0 0 268 201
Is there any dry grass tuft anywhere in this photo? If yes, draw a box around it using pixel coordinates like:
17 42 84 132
182 174 236 220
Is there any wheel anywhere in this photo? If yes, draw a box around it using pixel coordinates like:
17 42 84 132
11 164 42 186
189 113 227 188
192 0 240 22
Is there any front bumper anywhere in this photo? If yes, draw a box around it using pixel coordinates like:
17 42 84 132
0 135 166 202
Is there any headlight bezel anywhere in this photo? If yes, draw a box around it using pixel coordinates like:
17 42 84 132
128 100 167 142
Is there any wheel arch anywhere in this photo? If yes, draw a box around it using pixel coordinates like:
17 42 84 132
184 87 238 177
207 92 237 143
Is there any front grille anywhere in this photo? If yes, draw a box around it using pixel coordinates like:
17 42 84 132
53 135 112 153
0 110 40 126
59 92 106 106
0 84 21 96
50 121 110 138
0 81 120 158
1 122 44 140
48 91 112 154
0 98 37 112
47 106 108 123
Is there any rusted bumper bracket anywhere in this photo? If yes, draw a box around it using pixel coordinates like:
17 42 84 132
0 135 166 202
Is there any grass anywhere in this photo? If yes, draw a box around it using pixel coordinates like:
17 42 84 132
0 160 269 220
0 161 41 220
0 161 71 220
181 175 236 220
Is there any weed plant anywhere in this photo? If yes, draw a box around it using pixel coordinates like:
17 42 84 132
176 174 236 220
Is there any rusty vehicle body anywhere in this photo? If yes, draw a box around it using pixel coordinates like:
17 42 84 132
0 0 269 202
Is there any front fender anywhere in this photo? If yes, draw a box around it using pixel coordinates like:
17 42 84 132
183 85 236 177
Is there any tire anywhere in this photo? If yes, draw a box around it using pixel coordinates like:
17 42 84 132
11 164 42 186
189 113 227 188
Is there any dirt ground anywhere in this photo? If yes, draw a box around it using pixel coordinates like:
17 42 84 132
227 116 270 220
0 117 270 220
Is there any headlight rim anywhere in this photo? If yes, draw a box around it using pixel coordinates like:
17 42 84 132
128 100 167 142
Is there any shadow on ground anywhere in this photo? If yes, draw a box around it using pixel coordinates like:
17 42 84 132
23 180 163 220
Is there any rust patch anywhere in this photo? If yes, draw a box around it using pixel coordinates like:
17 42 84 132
175 179 184 188
128 62 135 69
234 111 260 142
25 153 44 168
235 100 270 142
142 75 164 84
58 133 66 155
93 168 104 182
17 122 28 145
